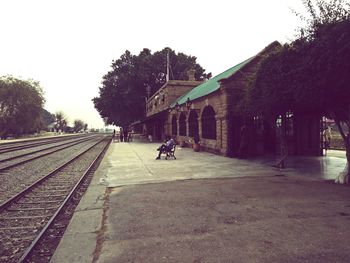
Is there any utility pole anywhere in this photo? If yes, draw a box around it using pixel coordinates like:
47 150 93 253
166 49 170 82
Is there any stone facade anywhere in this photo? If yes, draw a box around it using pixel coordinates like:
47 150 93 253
139 42 321 157
146 80 202 119
144 77 202 141
168 90 226 154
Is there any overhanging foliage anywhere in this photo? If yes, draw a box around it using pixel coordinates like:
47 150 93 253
245 0 350 182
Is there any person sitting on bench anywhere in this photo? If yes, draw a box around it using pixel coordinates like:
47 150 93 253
156 136 175 160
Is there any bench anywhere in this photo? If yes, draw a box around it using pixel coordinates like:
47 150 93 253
161 144 176 160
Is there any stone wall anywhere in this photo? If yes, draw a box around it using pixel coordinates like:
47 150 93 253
146 80 202 118
164 58 265 156
143 42 322 157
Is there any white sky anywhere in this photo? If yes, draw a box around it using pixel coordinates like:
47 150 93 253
0 0 306 128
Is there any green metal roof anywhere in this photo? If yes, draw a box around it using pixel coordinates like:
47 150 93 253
171 57 254 107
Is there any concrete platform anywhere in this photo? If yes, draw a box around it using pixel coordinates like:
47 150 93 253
50 142 350 263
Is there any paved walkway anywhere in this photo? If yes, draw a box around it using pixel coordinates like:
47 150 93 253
50 142 350 263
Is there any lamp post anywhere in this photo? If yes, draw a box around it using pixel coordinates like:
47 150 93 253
145 85 151 100
186 97 192 110
175 102 181 112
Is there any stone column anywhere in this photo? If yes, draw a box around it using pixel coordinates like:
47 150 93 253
185 111 189 137
198 115 202 139
220 115 229 156
176 114 180 141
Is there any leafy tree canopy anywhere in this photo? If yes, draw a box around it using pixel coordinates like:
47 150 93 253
93 48 211 128
42 109 55 126
73 119 85 133
246 0 350 182
0 75 45 138
247 0 350 119
54 111 68 132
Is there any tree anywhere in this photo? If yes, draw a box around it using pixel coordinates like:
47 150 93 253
93 48 211 129
0 75 45 138
246 0 350 183
305 18 350 184
73 119 84 133
55 111 68 132
42 109 55 127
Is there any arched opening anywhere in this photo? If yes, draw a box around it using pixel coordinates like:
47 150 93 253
179 113 186 136
171 115 177 136
188 110 199 138
201 106 216 139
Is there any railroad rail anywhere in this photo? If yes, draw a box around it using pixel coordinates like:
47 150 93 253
0 135 107 206
0 134 87 154
0 135 97 171
0 135 111 262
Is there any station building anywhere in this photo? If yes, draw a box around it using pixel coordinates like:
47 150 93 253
137 42 322 157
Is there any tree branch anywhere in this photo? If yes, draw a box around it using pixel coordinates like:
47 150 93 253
331 111 347 141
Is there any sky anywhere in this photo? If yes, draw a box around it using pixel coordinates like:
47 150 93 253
0 0 306 129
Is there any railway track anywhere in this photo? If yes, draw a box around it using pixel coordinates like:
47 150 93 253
0 135 97 171
0 135 111 262
0 134 87 154
0 135 106 206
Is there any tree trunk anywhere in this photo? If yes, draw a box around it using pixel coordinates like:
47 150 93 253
275 122 288 168
335 137 350 184
333 108 350 184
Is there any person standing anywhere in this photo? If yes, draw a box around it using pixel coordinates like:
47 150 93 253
323 126 332 155
119 127 124 142
124 129 129 142
112 129 116 142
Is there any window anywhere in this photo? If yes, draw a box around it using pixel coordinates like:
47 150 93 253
179 113 186 136
188 110 199 137
201 106 216 139
171 115 177 135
